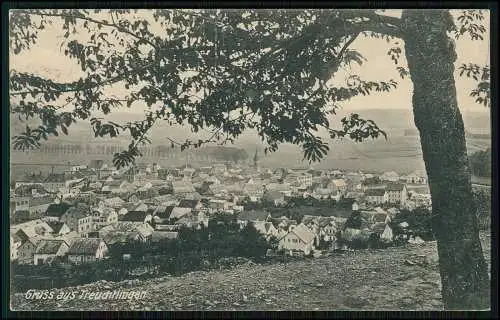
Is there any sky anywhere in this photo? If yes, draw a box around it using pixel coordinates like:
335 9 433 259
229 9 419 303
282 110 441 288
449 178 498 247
9 9 490 117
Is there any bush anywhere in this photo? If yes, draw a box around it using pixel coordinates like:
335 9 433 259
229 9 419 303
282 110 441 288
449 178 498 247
470 148 491 178
473 189 491 230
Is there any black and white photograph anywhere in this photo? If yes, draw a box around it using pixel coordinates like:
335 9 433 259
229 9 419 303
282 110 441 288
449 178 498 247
7 7 492 312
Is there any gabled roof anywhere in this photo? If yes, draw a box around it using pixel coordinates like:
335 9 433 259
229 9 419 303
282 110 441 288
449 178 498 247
15 184 50 196
67 238 105 255
170 207 192 220
154 206 175 219
45 203 72 217
45 221 67 234
120 211 151 222
289 223 315 244
11 219 54 239
35 239 66 254
178 199 199 209
365 189 386 196
61 204 91 221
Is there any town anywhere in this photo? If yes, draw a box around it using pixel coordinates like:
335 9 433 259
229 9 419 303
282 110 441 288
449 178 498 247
10 149 433 281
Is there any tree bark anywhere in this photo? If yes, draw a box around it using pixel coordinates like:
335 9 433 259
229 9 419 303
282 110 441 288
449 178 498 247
401 10 490 310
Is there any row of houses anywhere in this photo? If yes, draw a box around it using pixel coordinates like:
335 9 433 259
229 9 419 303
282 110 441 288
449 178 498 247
11 161 431 263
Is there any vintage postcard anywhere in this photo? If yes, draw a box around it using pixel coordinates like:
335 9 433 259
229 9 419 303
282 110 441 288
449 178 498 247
8 7 491 312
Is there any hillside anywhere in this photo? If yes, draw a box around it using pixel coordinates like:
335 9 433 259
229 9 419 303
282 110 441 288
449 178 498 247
11 232 491 311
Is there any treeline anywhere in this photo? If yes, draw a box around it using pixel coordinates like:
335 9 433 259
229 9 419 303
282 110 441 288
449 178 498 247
203 146 249 163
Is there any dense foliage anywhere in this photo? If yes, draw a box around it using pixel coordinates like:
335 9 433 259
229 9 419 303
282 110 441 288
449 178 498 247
469 148 491 178
204 146 249 163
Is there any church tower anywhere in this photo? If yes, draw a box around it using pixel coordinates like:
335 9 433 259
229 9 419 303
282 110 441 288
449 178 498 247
253 149 260 171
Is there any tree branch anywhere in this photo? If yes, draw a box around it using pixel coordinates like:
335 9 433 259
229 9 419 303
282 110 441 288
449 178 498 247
21 9 160 50
351 20 403 38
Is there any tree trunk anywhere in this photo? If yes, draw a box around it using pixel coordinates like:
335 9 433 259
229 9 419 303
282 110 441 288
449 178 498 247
401 10 489 310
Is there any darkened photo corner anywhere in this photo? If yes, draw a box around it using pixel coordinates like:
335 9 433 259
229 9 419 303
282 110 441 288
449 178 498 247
7 8 491 311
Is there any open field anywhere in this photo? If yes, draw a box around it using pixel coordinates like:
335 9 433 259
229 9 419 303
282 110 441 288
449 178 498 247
10 108 490 175
11 232 491 311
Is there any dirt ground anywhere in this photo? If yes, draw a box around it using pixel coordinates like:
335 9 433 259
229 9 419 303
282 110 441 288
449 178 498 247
11 232 491 311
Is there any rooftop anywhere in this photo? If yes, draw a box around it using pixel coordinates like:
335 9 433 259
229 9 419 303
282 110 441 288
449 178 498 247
35 239 66 254
67 238 104 255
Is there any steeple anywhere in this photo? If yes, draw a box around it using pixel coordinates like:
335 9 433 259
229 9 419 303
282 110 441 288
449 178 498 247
253 149 259 168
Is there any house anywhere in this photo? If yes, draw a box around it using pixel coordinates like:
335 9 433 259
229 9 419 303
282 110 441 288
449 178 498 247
252 221 279 240
11 219 54 240
365 189 388 205
45 221 72 236
92 206 119 229
243 183 264 202
15 172 46 189
272 216 298 234
67 238 108 264
65 178 89 193
410 192 432 208
207 199 230 213
44 202 72 219
120 211 153 224
42 173 66 193
175 214 199 228
169 207 193 221
101 197 126 210
265 183 292 196
352 201 360 211
99 222 154 244
381 171 400 182
153 205 175 224
11 210 31 224
319 218 346 242
17 237 43 264
12 196 30 212
33 239 69 265
405 170 428 184
278 223 317 255
10 234 22 261
101 179 122 194
60 204 94 236
330 179 347 195
385 183 408 206
237 210 272 228
26 196 56 218
172 180 196 194
283 172 313 187
177 199 203 211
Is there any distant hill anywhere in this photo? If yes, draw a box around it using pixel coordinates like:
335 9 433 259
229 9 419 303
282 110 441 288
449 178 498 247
10 108 491 174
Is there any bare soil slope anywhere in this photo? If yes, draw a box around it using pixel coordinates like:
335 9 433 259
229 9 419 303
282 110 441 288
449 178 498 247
11 232 491 311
